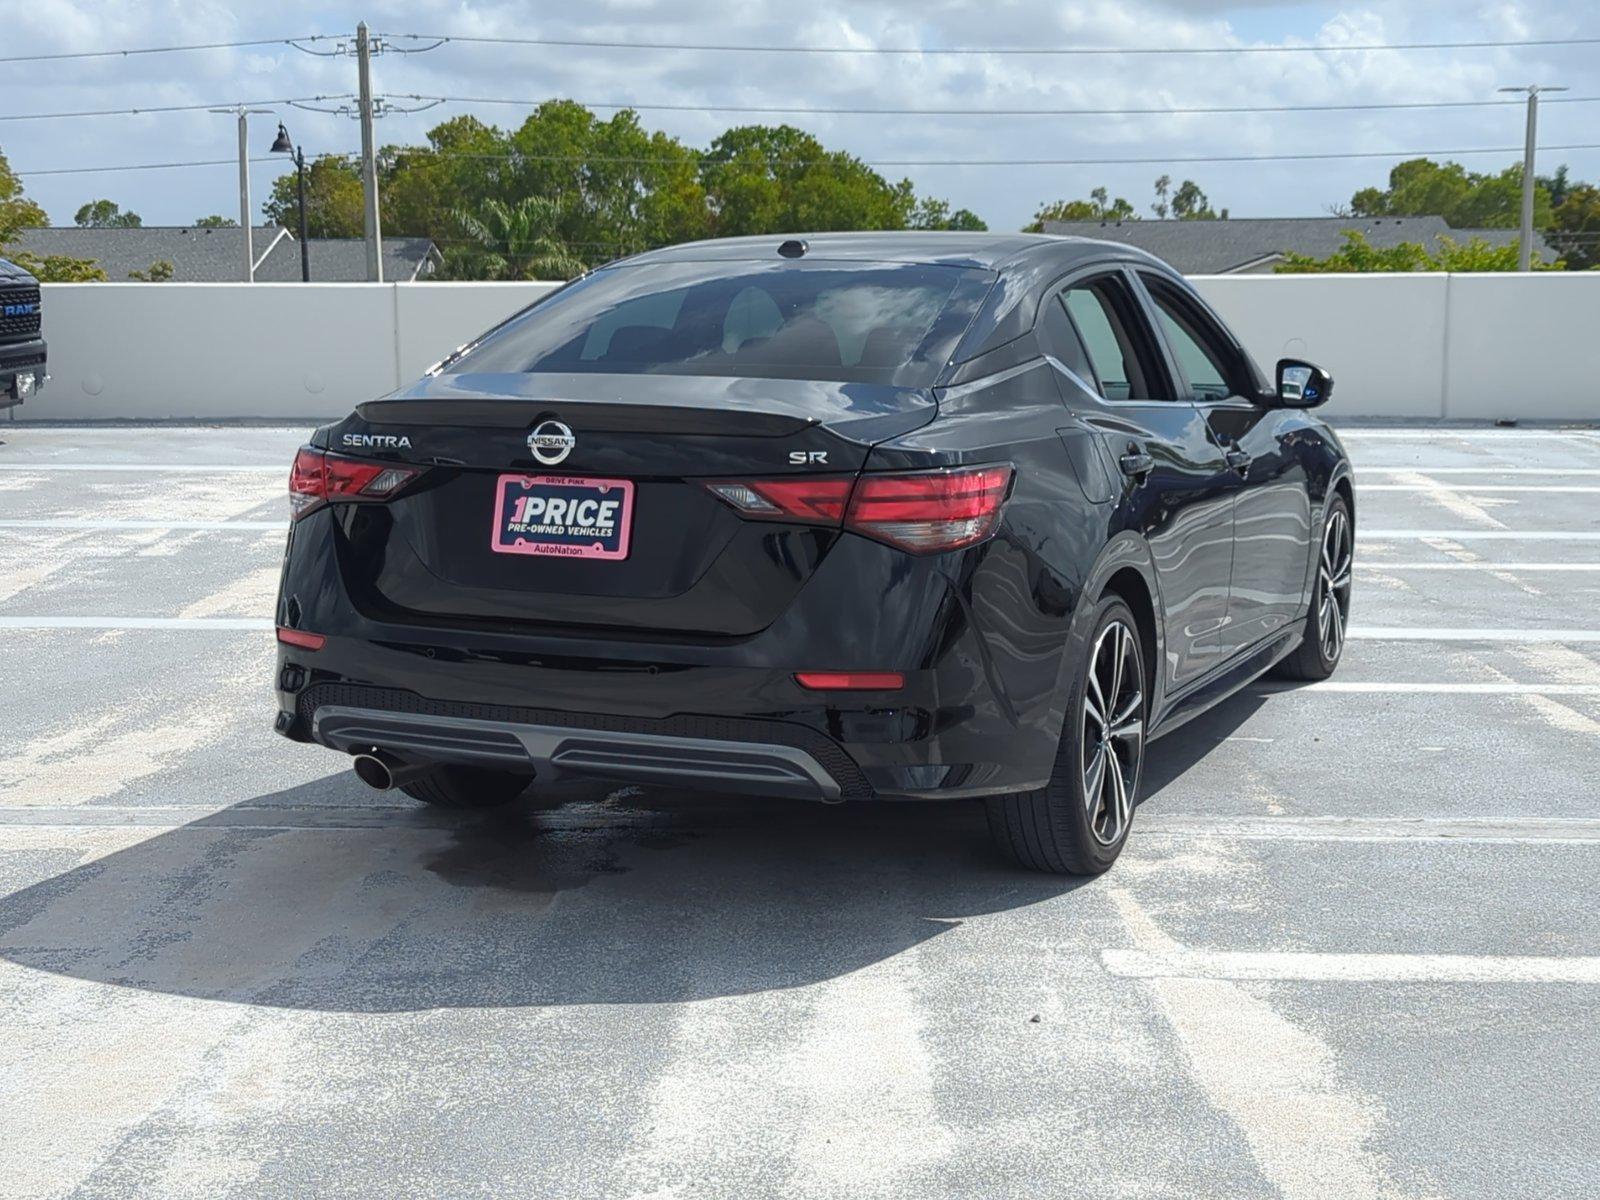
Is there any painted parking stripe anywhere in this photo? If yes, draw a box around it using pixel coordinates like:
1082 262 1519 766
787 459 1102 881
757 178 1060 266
0 520 283 531
1348 626 1600 643
1362 467 1600 476
0 616 271 630
0 464 283 473
1337 428 1600 440
1356 562 1600 571
1102 949 1600 985
1360 484 1600 493
1361 530 1600 540
1259 681 1600 695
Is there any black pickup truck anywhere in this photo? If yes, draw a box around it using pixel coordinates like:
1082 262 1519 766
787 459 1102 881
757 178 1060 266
1 256 46 410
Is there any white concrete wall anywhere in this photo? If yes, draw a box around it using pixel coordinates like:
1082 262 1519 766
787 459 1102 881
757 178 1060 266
20 273 1600 422
1191 272 1600 422
27 282 556 422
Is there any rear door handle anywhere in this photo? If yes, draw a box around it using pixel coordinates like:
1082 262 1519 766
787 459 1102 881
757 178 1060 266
1119 450 1155 479
1225 447 1251 475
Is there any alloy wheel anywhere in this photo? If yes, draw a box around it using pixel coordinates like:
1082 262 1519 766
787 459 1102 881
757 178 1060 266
1317 508 1353 663
1081 620 1144 846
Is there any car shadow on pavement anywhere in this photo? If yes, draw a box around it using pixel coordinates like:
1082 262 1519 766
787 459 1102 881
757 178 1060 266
1140 688 1269 797
0 777 1092 1014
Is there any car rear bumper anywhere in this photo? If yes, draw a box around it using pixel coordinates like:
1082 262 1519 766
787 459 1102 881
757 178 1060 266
302 691 856 802
273 505 1082 801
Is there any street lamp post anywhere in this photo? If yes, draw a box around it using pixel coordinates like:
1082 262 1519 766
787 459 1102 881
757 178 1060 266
210 105 274 282
270 123 312 282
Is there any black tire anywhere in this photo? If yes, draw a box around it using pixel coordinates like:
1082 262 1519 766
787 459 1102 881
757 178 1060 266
1274 494 1352 682
985 596 1148 875
400 765 534 810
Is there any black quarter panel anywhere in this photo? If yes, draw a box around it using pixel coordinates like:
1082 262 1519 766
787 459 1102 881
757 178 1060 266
866 357 1110 777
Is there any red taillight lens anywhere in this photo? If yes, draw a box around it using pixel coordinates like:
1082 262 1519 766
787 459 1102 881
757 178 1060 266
276 626 326 651
703 465 1013 553
702 477 854 524
795 671 904 691
289 447 419 521
845 465 1013 553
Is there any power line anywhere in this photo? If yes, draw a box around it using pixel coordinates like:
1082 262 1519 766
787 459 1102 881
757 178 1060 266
382 30 1600 57
0 34 337 65
22 142 1600 176
377 143 1600 168
396 92 1600 119
0 96 354 122
17 156 286 177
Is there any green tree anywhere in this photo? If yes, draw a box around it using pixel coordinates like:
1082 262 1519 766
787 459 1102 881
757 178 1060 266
1349 158 1550 229
1171 179 1224 220
2 146 106 280
1 148 48 243
194 214 236 228
1023 188 1136 231
1547 183 1600 270
74 199 142 228
905 196 987 231
1152 175 1171 219
449 196 586 280
263 156 364 237
128 259 175 281
702 124 911 237
1276 229 1563 273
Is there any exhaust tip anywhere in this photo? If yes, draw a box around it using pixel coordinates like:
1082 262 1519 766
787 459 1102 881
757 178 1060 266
352 752 395 790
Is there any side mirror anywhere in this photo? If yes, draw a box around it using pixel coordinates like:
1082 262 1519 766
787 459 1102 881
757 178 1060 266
1276 359 1333 408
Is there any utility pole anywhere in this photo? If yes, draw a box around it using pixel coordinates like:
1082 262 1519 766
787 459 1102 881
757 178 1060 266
356 22 384 282
1498 84 1568 271
210 105 274 281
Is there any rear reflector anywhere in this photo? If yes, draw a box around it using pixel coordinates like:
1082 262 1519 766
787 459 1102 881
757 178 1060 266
794 671 905 691
276 626 326 651
703 464 1014 554
289 446 421 520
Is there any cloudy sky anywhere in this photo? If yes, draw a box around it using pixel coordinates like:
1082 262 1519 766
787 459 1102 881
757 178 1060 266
2 0 1596 233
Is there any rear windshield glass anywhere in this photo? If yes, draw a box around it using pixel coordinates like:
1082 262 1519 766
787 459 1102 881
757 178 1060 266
446 259 992 387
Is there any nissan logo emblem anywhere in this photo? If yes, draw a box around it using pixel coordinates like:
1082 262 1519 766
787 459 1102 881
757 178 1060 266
527 419 576 466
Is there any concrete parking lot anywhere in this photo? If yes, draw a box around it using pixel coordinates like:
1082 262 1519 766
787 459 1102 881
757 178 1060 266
1 422 1597 1199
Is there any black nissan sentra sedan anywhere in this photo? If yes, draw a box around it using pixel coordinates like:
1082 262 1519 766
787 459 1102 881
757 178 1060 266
273 232 1352 874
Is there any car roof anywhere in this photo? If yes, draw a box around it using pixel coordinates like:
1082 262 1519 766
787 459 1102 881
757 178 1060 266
617 231 1171 274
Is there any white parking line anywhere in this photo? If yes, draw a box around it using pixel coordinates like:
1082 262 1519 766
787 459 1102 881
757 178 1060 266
1356 562 1600 571
1361 530 1600 540
0 520 283 531
1349 627 1600 643
1360 484 1600 493
1361 467 1600 476
1102 949 1600 985
1264 681 1600 695
1338 428 1600 439
0 616 271 630
0 464 283 473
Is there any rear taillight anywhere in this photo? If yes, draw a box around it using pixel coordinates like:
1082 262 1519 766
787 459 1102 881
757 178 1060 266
289 447 420 521
702 464 1013 554
845 465 1014 553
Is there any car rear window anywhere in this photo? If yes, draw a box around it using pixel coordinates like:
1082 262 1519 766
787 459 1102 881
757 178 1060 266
446 259 993 387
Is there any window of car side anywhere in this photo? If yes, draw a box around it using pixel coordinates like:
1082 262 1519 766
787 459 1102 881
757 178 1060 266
1139 274 1255 403
1056 274 1170 402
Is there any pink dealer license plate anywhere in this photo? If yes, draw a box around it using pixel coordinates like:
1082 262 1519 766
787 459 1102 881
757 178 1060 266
490 474 635 560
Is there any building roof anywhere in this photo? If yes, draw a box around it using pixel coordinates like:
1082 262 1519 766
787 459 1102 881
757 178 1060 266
253 236 442 282
1036 216 1555 274
9 226 440 282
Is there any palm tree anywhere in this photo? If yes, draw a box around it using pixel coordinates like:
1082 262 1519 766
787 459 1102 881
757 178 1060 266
450 196 587 281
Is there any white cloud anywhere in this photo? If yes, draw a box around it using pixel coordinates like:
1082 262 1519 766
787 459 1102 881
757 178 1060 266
1 0 1595 232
